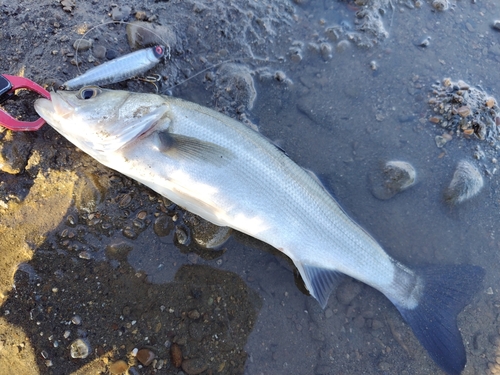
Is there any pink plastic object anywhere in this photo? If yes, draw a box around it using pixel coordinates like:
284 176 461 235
0 74 51 131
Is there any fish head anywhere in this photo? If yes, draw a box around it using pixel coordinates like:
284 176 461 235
34 87 168 158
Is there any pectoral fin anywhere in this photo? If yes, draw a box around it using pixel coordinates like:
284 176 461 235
157 131 233 165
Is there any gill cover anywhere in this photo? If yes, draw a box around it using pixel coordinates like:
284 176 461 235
35 87 169 154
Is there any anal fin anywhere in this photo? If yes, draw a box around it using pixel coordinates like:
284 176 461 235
299 264 344 309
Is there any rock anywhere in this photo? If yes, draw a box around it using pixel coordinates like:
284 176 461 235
73 39 92 52
105 241 133 261
493 20 500 31
93 45 106 59
136 348 155 366
369 160 417 200
111 6 131 21
70 339 90 359
181 358 208 375
170 343 182 368
109 360 129 374
444 160 483 205
192 218 232 249
432 0 449 11
153 215 173 237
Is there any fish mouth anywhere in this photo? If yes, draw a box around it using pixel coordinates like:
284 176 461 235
34 91 74 123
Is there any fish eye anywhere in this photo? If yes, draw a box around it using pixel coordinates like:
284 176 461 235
77 87 101 100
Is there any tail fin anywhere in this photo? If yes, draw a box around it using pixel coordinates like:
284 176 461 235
393 264 485 375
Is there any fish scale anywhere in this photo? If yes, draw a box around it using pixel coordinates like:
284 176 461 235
35 88 485 375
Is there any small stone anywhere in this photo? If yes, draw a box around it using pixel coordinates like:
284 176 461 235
493 20 500 31
429 116 442 124
93 45 107 59
175 227 189 245
181 358 209 375
432 0 449 11
73 39 92 52
70 339 90 359
111 6 132 21
457 105 471 117
153 215 173 237
71 315 82 325
170 343 182 368
136 348 156 366
435 135 448 148
135 11 147 21
486 97 496 108
109 360 129 374
187 310 200 319
106 49 118 60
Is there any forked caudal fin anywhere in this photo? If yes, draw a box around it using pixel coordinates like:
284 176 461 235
391 264 485 375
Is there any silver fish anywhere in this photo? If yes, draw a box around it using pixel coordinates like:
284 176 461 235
63 45 166 90
35 87 484 375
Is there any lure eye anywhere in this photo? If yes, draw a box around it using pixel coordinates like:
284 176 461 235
77 87 101 100
153 45 165 59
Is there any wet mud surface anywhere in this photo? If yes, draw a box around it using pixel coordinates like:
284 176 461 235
2 1 500 374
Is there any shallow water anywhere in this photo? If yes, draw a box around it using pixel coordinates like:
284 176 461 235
2 0 500 374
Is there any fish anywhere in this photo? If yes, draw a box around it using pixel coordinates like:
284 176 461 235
34 87 484 375
63 45 166 90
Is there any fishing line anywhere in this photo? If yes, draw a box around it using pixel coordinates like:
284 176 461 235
72 20 281 92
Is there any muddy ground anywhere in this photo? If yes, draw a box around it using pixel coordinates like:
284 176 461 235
2 0 500 374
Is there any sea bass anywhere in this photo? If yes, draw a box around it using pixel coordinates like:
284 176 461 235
35 87 484 375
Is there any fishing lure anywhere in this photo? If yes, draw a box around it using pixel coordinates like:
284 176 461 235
63 45 166 89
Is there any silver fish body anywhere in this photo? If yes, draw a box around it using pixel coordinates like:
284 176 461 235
63 45 165 90
35 88 484 375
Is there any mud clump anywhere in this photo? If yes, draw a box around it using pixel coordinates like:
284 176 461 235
214 63 257 112
369 160 417 200
444 160 484 205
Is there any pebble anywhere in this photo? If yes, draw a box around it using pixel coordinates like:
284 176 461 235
106 49 118 60
171 343 183 367
175 227 189 245
444 160 484 205
136 348 156 366
493 20 500 31
432 0 449 11
369 160 417 200
111 6 131 21
153 215 173 237
71 315 82 325
192 220 232 248
109 360 129 374
70 339 90 359
73 39 92 52
181 358 208 375
93 45 107 59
